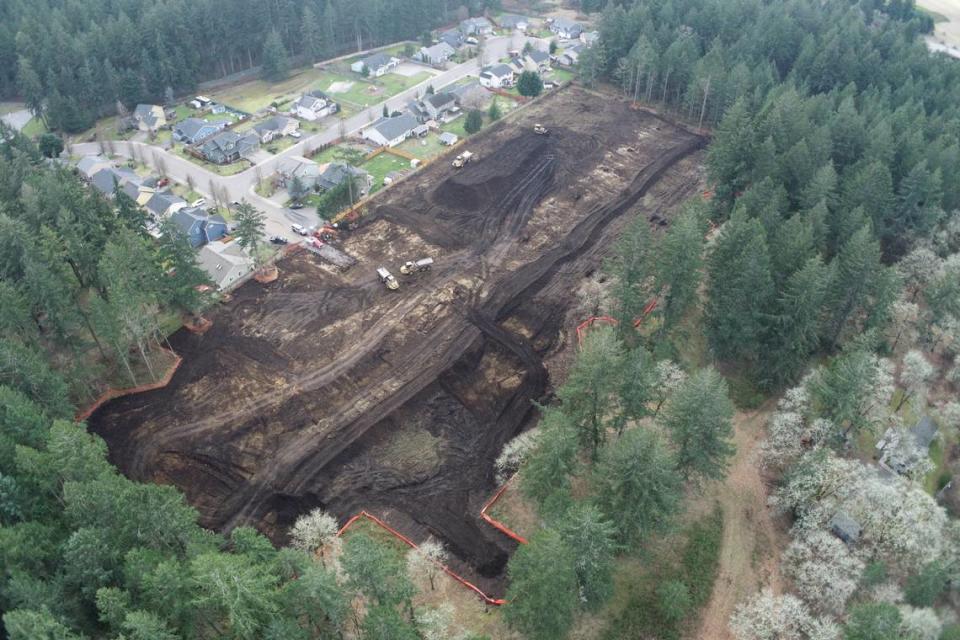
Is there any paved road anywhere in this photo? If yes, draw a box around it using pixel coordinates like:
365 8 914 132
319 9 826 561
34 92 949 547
71 35 543 242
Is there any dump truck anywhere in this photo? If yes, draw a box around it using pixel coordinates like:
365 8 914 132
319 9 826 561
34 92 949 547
534 123 549 135
452 151 474 168
400 257 434 275
377 267 399 291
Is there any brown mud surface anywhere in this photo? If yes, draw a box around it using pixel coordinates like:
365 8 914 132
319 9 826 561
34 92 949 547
89 86 706 596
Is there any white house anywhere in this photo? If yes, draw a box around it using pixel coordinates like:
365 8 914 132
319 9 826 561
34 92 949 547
478 64 515 88
198 240 254 290
291 90 339 121
351 52 401 77
361 113 419 147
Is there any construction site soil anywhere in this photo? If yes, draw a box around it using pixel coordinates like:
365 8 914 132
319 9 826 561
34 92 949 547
89 86 707 596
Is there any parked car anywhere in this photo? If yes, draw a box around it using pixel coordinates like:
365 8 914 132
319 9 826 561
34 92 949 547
291 223 308 236
269 235 289 245
290 131 302 139
191 198 206 208
289 202 304 210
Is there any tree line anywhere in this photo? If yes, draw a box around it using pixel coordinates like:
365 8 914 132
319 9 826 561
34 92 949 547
577 0 960 388
1 0 500 133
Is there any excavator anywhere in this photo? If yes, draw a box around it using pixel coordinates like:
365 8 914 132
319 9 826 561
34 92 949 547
533 123 549 136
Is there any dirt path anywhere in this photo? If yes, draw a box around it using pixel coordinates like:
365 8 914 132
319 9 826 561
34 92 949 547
695 405 784 640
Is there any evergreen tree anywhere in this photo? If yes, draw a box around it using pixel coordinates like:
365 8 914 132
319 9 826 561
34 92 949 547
521 408 578 507
654 203 704 335
261 30 289 82
516 71 543 97
556 503 618 610
504 528 578 640
234 201 267 266
464 109 482 134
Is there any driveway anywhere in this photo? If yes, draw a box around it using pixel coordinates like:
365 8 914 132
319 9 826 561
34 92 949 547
70 35 543 243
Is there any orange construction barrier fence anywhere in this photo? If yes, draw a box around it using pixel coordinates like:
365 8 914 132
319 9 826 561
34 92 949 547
337 511 507 606
479 474 528 545
75 348 183 422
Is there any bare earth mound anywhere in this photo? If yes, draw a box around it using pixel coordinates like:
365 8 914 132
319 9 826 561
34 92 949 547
89 86 706 596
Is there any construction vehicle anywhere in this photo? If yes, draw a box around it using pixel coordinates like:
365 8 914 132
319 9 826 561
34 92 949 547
314 225 338 242
377 267 399 291
452 150 474 169
400 257 434 275
533 123 549 135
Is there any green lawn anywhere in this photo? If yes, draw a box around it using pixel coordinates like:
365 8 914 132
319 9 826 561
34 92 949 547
396 132 452 160
548 67 576 84
360 153 412 192
22 116 47 138
440 117 468 138
311 143 370 165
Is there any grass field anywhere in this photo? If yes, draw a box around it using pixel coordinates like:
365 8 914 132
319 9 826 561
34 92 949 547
360 152 412 191
396 132 447 160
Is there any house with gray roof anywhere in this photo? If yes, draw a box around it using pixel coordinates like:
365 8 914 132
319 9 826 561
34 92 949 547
497 14 529 30
438 29 464 49
829 511 861 545
197 240 254 290
526 50 551 72
408 92 459 123
133 104 167 132
90 167 141 197
173 118 224 145
317 162 372 194
558 43 583 67
171 207 228 248
252 115 299 143
291 90 338 121
350 52 400 77
550 17 584 39
877 416 940 477
361 113 419 147
277 156 323 191
145 191 187 219
76 155 112 179
439 131 459 146
450 81 489 108
460 17 494 36
199 130 259 164
479 64 515 88
416 42 456 65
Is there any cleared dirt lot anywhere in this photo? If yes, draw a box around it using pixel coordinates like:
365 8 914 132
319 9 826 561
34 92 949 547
90 85 706 595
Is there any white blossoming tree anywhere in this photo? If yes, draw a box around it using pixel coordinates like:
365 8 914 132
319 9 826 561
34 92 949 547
406 537 448 591
782 530 864 615
730 589 840 640
494 429 540 485
290 508 341 566
896 350 935 412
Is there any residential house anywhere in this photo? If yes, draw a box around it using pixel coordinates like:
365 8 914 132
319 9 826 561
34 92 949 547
145 191 187 220
525 50 551 73
460 17 494 36
450 81 489 109
76 154 112 180
558 43 582 67
317 162 372 194
580 30 600 46
416 42 456 65
361 113 419 147
497 14 529 31
550 17 584 39
199 130 260 164
90 167 141 197
252 116 299 144
291 90 339 121
439 131 459 146
438 29 464 49
478 64 515 88
173 118 224 145
350 52 401 77
506 55 526 74
277 156 323 191
409 92 459 123
133 104 167 132
197 240 254 290
170 207 228 248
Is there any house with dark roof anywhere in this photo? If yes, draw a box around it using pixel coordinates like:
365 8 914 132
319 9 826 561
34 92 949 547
497 14 529 31
133 104 167 132
145 191 187 219
460 17 494 36
277 156 323 190
439 131 459 146
291 90 338 121
408 92 459 123
550 17 584 39
558 43 583 67
350 52 401 77
170 207 228 248
479 64 515 88
525 49 551 72
173 118 224 145
416 42 456 65
829 512 861 545
199 131 260 164
317 162 372 193
252 116 299 143
877 416 940 477
450 81 489 108
361 113 419 147
438 29 464 49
